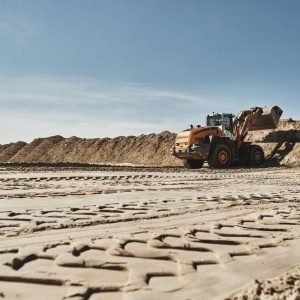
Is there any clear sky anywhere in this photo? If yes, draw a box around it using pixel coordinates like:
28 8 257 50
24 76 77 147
0 0 299 144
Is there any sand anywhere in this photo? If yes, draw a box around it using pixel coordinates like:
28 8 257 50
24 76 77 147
0 118 299 299
0 165 299 299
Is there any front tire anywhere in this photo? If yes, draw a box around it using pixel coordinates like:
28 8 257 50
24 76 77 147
248 145 264 166
208 144 232 168
183 159 204 169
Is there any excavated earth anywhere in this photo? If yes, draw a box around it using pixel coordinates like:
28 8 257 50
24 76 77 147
0 119 299 300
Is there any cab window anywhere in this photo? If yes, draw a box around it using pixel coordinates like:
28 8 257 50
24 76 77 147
207 115 222 126
223 116 232 131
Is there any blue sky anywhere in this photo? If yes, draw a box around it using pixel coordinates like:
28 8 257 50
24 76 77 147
0 0 299 143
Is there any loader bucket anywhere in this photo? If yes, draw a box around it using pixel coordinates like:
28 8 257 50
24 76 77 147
248 106 283 131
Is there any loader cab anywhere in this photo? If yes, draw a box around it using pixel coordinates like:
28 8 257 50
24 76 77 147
206 113 235 139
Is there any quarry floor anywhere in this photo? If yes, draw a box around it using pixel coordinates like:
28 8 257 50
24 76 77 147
0 165 299 300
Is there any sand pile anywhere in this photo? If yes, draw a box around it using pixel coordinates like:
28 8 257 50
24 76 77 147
0 131 179 166
246 119 300 166
0 119 298 166
228 266 300 299
0 141 27 162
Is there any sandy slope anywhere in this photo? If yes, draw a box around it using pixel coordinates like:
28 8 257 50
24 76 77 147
0 166 299 299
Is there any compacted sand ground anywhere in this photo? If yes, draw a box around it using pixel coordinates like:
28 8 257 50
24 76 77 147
0 165 299 300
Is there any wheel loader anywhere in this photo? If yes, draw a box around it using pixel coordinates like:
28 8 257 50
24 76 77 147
170 106 283 168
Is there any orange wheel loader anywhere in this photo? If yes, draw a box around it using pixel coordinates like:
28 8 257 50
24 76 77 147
170 106 283 168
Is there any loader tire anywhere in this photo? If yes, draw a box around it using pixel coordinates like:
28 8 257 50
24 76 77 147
208 144 232 168
183 159 204 169
248 145 264 166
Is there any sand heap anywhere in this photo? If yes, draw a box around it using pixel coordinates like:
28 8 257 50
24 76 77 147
0 119 299 166
0 131 179 166
246 118 300 166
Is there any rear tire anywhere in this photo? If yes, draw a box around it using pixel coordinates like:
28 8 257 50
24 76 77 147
183 159 204 169
248 145 264 166
208 144 232 168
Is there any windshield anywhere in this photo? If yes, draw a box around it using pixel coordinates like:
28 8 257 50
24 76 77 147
207 115 222 126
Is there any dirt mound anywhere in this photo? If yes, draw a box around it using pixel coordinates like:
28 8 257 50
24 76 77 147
0 119 299 166
1 132 180 166
228 266 300 300
0 141 27 162
247 119 300 143
246 119 300 166
10 136 65 162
